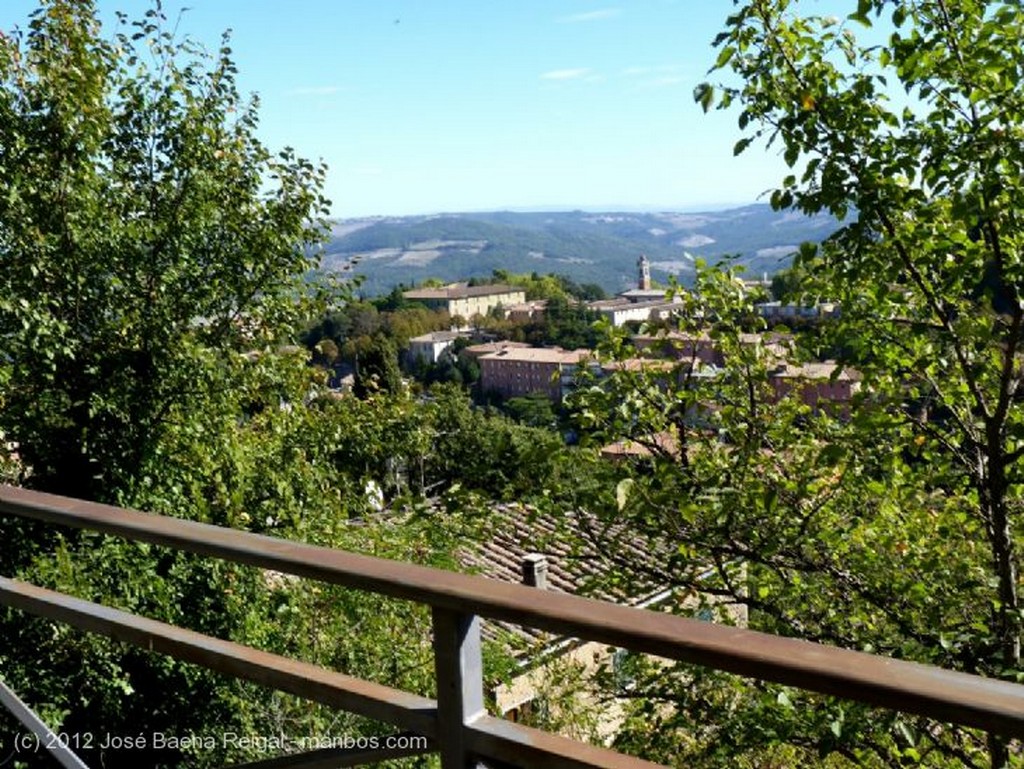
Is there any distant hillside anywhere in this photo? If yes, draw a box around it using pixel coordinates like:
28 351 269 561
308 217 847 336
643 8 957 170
321 205 839 297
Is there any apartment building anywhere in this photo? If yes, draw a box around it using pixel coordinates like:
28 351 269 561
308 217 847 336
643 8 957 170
478 346 591 401
461 340 532 360
633 331 792 366
405 330 469 366
502 299 548 323
755 301 840 321
587 298 681 327
768 361 861 416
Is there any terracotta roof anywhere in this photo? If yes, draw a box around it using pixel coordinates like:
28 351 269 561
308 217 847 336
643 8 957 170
587 298 632 310
461 341 532 358
601 358 678 373
618 288 672 301
458 504 669 647
605 299 680 312
478 347 591 364
408 330 467 343
599 431 681 460
769 361 861 381
404 283 523 300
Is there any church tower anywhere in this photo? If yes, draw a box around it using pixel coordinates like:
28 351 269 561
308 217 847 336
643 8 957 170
637 254 651 291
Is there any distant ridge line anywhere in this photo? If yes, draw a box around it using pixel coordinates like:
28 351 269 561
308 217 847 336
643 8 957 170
322 204 837 297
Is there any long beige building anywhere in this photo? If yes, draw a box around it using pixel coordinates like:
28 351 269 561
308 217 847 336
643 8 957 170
403 283 525 319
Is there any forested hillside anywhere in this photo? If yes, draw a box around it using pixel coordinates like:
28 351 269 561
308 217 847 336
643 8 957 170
323 205 837 296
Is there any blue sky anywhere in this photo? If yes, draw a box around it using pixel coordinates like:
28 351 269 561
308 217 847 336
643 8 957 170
3 1 795 218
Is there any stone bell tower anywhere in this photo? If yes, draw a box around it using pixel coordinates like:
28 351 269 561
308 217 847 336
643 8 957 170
637 254 651 291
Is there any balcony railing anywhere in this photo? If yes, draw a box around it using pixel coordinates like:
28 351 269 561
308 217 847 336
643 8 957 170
2 484 1024 768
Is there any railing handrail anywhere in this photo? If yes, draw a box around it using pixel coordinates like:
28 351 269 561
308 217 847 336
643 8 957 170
0 576 648 769
3 484 1024 755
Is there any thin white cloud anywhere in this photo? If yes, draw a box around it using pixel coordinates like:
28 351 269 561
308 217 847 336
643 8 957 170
540 68 593 81
557 8 621 23
647 76 687 87
623 64 682 77
291 85 343 96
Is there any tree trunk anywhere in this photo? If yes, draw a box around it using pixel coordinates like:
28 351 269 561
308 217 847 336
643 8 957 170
983 448 1018 769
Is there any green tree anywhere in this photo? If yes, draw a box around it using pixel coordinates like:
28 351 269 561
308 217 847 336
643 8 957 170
0 3 392 766
354 334 403 397
712 0 1024 749
423 384 564 499
530 296 600 350
385 306 451 347
0 0 333 502
562 2 1024 766
575 281 609 302
769 261 810 302
504 393 558 429
342 301 383 339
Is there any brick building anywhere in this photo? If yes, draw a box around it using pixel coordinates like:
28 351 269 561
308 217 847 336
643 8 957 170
768 361 861 416
478 347 591 401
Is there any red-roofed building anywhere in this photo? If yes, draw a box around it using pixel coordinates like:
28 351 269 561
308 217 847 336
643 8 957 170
478 347 592 401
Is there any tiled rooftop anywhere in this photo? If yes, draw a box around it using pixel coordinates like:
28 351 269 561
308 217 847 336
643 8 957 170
769 361 861 381
462 340 532 357
478 347 590 364
404 283 523 300
458 503 668 647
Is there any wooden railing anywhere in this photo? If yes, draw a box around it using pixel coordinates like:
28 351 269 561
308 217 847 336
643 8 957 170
2 485 1024 768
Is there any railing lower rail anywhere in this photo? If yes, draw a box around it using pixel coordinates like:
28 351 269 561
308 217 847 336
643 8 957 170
2 485 1024 768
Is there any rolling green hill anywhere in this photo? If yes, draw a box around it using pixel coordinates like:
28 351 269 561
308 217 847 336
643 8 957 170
322 205 838 297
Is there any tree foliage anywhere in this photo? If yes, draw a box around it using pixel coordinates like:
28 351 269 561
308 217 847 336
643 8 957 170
353 334 404 398
561 1 1024 766
0 0 333 502
0 3 426 766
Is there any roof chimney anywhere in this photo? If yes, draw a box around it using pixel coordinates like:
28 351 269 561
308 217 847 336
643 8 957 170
521 553 549 589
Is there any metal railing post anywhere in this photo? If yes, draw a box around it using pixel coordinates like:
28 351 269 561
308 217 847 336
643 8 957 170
0 678 90 769
433 608 486 769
